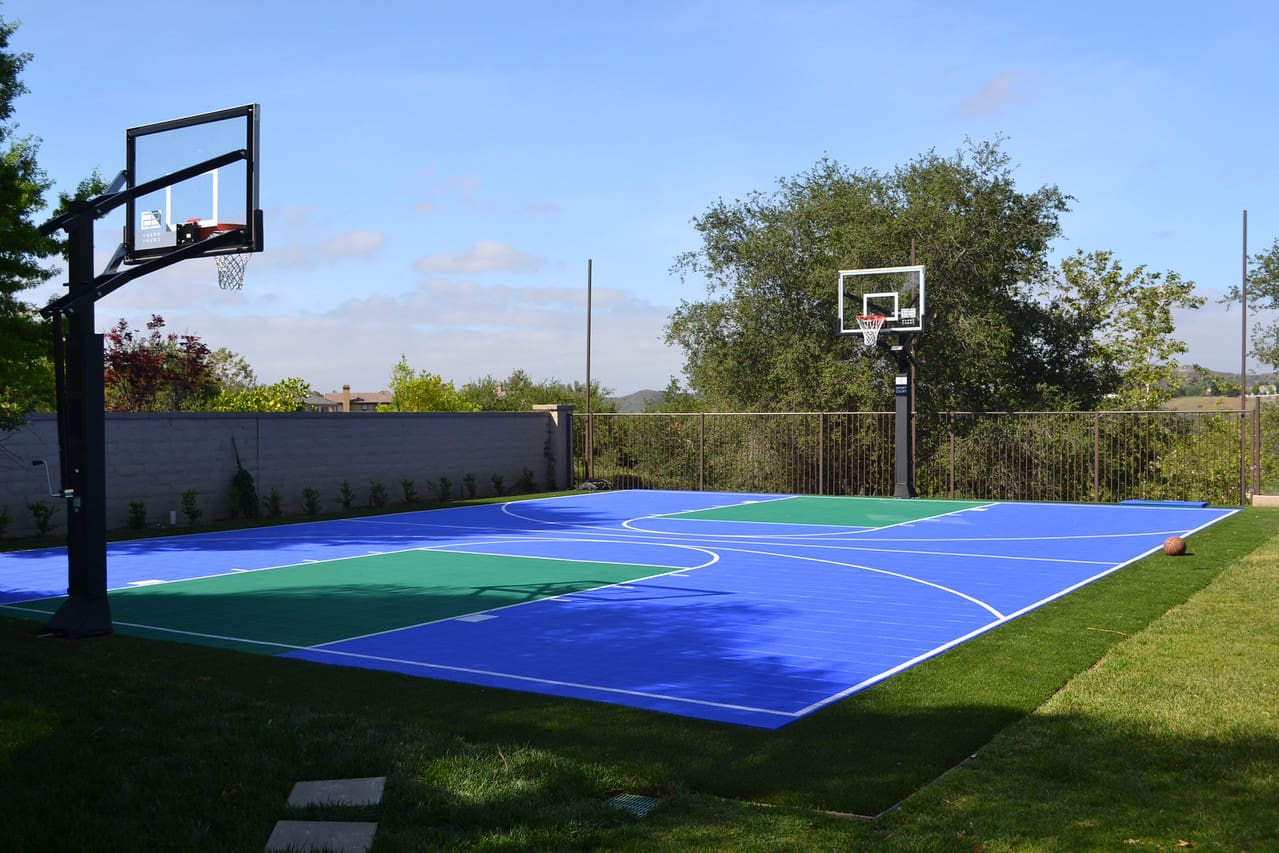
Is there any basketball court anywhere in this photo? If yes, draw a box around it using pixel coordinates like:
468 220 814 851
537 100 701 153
0 490 1236 728
19 108 1239 727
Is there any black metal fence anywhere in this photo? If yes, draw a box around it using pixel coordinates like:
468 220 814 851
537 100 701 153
575 405 1269 506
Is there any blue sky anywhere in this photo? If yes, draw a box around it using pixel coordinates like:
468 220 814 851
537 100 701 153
7 0 1277 395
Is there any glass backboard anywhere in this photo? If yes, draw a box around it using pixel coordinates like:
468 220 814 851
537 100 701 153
124 104 260 263
838 265 926 336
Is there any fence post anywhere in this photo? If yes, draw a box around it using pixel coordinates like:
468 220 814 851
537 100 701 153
818 412 825 495
1251 398 1262 498
1093 412 1101 503
1240 407 1248 506
698 412 705 491
948 413 955 499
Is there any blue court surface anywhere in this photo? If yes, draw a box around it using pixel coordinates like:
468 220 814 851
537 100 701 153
0 490 1236 728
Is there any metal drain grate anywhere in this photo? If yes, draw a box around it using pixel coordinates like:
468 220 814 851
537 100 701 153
607 793 659 818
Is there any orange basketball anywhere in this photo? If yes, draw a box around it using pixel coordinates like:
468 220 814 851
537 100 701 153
1163 535 1187 556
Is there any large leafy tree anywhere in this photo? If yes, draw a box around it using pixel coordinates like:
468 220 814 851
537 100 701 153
1047 250 1205 409
0 16 61 430
667 141 1199 413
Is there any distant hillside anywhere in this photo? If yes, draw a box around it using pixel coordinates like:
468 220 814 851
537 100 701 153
1174 364 1276 383
606 389 662 413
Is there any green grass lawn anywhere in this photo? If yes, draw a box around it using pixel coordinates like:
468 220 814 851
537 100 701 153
1 507 1275 850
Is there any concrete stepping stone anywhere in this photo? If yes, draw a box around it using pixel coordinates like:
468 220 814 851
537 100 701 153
264 820 377 853
287 776 386 808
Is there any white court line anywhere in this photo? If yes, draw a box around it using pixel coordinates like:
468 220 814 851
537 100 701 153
291 645 797 720
748 540 1114 566
301 553 730 649
619 500 998 539
620 516 872 539
787 509 1240 718
711 545 1007 620
846 528 1225 543
427 537 721 571
501 491 798 534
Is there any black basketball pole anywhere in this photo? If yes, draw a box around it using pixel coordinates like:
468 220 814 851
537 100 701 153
892 336 917 498
42 207 112 637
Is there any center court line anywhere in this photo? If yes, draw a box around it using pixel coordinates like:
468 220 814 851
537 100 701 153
425 537 721 571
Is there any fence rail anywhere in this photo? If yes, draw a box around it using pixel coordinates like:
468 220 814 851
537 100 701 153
576 406 1269 506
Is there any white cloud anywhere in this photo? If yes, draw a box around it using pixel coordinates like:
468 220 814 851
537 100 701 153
265 229 386 270
96 279 684 396
956 69 1026 116
414 240 545 274
320 230 385 258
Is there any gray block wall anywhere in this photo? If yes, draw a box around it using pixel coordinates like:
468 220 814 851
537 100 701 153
0 408 574 539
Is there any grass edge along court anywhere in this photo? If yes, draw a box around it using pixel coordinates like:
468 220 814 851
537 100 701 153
0 500 1275 850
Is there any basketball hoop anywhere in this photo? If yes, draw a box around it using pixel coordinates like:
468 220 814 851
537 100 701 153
856 314 886 348
215 252 251 291
199 223 251 291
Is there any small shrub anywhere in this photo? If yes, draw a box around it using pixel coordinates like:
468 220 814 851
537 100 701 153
229 466 259 520
181 489 201 525
401 478 418 504
229 438 259 520
490 473 505 496
463 473 478 499
128 500 147 530
263 488 282 518
368 480 389 508
27 500 57 535
302 487 321 515
517 467 537 493
338 480 356 510
433 476 452 502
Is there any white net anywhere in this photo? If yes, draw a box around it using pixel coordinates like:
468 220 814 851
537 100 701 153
215 251 251 291
856 314 885 348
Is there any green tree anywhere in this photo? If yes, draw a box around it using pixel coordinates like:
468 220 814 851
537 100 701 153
668 142 1076 412
388 355 478 412
0 17 61 430
208 347 257 393
210 377 313 412
668 143 1203 413
459 369 614 412
1048 250 1205 409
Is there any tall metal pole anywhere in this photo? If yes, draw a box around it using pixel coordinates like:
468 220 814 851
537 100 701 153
585 259 593 482
892 336 916 498
1240 211 1248 504
43 212 111 637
